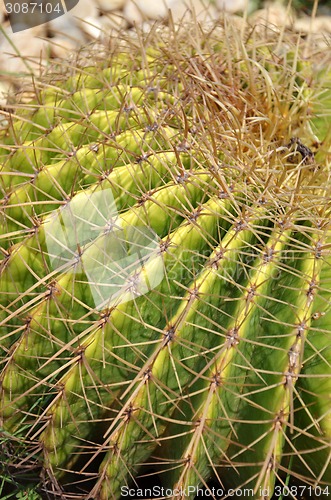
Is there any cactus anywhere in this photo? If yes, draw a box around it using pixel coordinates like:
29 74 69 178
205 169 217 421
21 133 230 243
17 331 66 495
0 19 330 500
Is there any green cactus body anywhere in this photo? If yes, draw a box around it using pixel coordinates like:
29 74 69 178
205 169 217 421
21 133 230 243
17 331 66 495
0 20 330 500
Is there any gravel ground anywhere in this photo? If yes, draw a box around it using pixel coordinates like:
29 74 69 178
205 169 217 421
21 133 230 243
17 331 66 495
0 0 330 106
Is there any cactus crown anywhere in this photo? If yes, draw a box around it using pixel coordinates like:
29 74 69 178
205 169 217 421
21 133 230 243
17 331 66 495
0 18 331 500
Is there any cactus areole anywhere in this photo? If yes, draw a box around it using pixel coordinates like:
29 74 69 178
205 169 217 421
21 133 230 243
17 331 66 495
0 20 330 500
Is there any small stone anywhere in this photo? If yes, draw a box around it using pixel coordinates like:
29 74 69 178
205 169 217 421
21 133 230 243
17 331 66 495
249 4 294 29
294 16 331 34
48 37 78 59
47 0 98 42
70 0 98 20
98 12 128 40
123 1 144 25
47 16 87 43
95 0 127 12
124 0 169 23
170 0 218 23
0 26 50 76
124 0 219 25
81 16 103 39
216 0 248 14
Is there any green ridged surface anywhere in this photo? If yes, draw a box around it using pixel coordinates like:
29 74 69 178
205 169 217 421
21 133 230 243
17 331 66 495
0 21 330 500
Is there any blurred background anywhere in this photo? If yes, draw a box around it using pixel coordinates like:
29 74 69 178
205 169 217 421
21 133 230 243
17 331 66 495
0 0 330 104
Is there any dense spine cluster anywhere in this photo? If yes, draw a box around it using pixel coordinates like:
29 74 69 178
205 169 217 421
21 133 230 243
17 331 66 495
0 22 330 499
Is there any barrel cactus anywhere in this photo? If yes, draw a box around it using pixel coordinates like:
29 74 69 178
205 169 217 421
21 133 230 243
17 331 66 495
0 20 330 500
